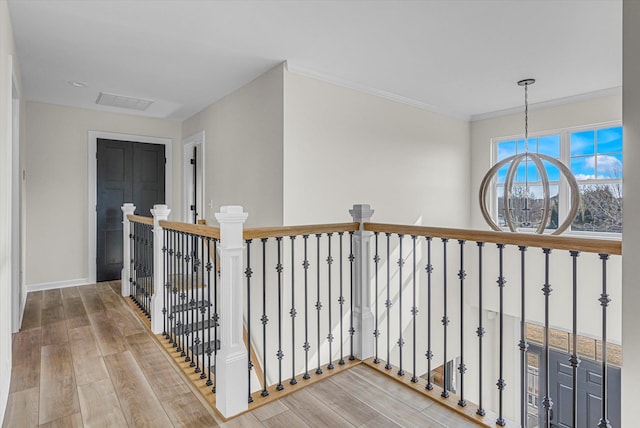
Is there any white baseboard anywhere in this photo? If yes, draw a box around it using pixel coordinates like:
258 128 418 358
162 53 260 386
26 278 92 293
0 359 10 427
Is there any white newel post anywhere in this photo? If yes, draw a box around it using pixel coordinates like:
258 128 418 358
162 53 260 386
121 203 136 297
150 204 171 334
215 205 249 418
349 204 375 360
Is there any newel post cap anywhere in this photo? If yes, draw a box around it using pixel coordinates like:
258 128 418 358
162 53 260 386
215 205 249 223
349 204 374 223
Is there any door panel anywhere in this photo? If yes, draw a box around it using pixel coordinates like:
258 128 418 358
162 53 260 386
547 348 621 428
97 139 165 282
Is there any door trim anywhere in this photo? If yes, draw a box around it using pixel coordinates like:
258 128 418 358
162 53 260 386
182 131 205 222
88 131 172 284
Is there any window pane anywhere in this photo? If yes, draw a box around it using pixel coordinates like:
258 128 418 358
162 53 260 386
537 135 560 157
497 164 508 184
497 141 516 161
572 183 623 233
597 126 623 153
499 184 559 230
570 130 595 156
571 156 596 180
542 160 560 182
596 154 623 179
516 139 527 154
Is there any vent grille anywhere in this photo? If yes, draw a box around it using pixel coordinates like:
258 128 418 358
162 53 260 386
96 92 154 111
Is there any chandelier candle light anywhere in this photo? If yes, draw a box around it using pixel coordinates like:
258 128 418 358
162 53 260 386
479 79 580 235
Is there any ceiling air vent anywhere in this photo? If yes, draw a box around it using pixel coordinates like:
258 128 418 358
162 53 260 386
96 91 154 111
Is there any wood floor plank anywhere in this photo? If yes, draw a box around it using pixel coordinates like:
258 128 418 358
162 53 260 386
39 413 84 428
281 387 353 428
69 326 109 385
160 392 219 427
262 409 310 428
20 293 42 330
350 364 433 412
9 328 42 393
218 412 264 428
307 375 377 426
78 378 127 428
66 314 91 330
357 414 403 428
42 320 69 346
39 344 80 425
63 296 88 320
328 369 439 428
106 305 145 337
87 311 127 356
104 351 173 427
2 387 39 428
249 399 288 422
61 286 81 299
42 289 63 309
41 304 65 326
78 286 106 314
124 333 191 401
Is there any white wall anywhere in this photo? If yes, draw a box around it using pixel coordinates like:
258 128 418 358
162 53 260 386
0 0 21 420
284 70 471 227
182 64 284 228
24 102 181 288
622 1 640 425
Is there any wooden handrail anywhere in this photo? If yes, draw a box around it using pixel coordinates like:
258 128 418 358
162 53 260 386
242 222 360 240
158 220 221 239
127 214 153 225
364 222 622 255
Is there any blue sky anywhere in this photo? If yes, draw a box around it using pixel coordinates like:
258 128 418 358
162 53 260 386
497 126 622 183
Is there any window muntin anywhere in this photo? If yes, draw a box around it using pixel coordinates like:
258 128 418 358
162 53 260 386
493 124 622 234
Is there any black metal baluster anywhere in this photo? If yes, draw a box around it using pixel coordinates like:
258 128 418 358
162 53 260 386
315 233 323 375
184 232 192 363
163 229 168 337
302 235 310 379
373 232 380 364
349 231 355 361
570 251 580 428
598 253 612 428
206 237 213 387
425 237 434 391
189 234 196 368
385 233 392 371
458 240 466 407
129 223 134 300
261 238 269 396
397 234 405 376
541 248 553 428
441 238 449 399
338 232 345 365
496 243 507 426
169 230 176 346
290 236 298 384
172 230 179 348
245 239 253 401
476 242 485 415
411 236 418 383
177 232 184 356
212 238 219 394
327 233 334 370
276 237 284 391
196 236 204 377
519 246 529 427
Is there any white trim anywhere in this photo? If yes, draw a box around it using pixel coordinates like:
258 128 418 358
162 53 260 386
10 62 21 334
472 87 622 122
285 61 470 121
182 131 205 222
87 131 173 283
26 278 92 293
0 359 9 428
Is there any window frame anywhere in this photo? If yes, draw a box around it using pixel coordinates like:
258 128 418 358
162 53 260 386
490 121 622 237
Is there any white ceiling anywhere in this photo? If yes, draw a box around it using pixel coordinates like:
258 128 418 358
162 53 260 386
7 0 622 121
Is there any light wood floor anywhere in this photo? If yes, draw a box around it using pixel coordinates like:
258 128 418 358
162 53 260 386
3 282 474 427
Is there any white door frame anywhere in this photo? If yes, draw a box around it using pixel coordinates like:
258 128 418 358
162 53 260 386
182 131 205 223
10 59 22 333
87 131 173 284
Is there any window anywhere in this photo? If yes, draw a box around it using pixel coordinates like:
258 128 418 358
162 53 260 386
493 123 622 234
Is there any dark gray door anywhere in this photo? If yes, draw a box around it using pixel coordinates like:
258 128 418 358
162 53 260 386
527 345 622 428
97 139 165 282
